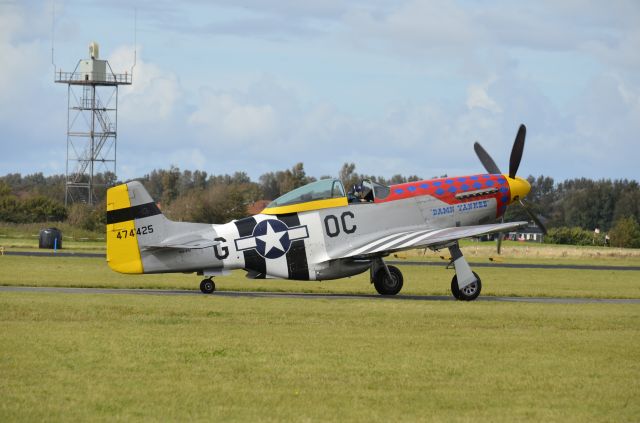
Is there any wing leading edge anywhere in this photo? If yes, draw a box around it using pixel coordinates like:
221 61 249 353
337 221 529 259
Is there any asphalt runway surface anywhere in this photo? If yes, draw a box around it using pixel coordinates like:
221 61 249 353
4 251 640 271
1 286 639 304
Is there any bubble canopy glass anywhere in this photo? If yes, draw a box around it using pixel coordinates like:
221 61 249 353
267 179 346 208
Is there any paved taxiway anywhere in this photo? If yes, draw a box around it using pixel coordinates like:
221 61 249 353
1 286 638 304
5 251 640 271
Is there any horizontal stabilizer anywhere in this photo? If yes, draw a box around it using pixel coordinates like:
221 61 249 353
143 233 220 250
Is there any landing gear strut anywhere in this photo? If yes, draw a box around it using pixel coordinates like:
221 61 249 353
200 277 215 294
448 243 482 301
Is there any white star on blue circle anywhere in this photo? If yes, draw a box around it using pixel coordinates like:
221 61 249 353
253 220 291 259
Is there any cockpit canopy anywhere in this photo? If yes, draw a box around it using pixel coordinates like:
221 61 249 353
267 178 346 209
261 178 391 214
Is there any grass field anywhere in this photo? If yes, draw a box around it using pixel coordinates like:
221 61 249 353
0 222 104 252
397 240 640 266
1 231 639 421
1 255 639 299
1 292 639 422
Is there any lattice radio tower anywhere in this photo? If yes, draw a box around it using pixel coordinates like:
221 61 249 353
54 42 132 205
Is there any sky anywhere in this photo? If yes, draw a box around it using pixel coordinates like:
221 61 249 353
1 0 639 183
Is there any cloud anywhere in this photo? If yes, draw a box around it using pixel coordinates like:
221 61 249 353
108 45 181 123
180 74 478 178
0 3 50 115
466 77 502 114
583 26 640 70
0 1 66 177
1 1 639 183
189 91 278 142
345 0 481 57
572 73 640 150
128 0 357 40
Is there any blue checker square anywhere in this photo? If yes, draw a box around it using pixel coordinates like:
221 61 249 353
395 189 404 194
500 187 508 193
501 196 509 203
435 188 445 195
433 181 442 186
485 180 495 186
420 183 429 189
473 182 482 189
457 177 466 182
448 186 457 193
407 185 416 192
461 184 469 190
445 179 453 184
470 175 479 180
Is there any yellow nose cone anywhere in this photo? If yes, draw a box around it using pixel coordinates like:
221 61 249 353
506 175 531 203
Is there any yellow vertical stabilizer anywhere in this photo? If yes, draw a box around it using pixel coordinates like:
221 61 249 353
106 184 143 274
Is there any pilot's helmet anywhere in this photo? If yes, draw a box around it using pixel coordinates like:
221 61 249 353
353 184 362 193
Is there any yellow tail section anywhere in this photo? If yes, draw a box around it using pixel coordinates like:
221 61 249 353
106 184 143 274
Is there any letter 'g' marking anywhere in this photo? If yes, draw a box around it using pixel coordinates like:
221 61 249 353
213 237 229 260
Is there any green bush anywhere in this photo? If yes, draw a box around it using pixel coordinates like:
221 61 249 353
0 195 66 223
545 226 597 246
21 196 67 222
0 195 21 222
67 202 106 232
609 216 640 248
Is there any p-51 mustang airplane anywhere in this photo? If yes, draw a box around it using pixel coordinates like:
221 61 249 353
106 124 545 300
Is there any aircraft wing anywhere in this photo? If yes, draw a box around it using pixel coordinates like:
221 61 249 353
339 221 529 259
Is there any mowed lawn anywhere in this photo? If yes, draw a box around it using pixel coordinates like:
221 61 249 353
1 255 639 298
0 292 638 422
1 254 639 421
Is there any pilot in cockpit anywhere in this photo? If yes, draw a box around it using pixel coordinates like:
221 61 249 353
348 182 373 203
347 184 362 203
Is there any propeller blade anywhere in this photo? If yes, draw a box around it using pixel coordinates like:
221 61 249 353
509 124 526 179
474 142 502 175
519 199 547 235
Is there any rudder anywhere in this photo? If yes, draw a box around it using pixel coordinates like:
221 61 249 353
106 181 163 274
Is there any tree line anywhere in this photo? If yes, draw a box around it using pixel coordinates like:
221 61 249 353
1 165 639 247
504 176 640 247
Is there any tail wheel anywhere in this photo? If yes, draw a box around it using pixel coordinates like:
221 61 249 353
373 265 404 295
451 272 481 301
200 278 215 294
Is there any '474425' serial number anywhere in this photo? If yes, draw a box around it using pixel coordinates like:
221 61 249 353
115 225 153 239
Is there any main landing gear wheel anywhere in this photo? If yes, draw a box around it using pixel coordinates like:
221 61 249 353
200 278 215 294
451 272 481 301
373 265 404 295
